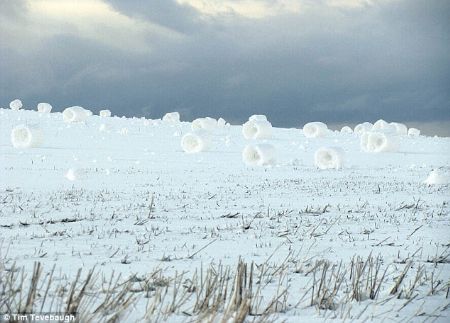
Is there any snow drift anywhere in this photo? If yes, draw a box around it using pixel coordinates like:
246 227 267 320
303 122 328 138
99 109 111 117
242 120 272 140
11 124 43 149
360 131 399 153
63 106 90 123
10 99 22 111
314 147 345 170
162 112 180 123
242 144 276 166
37 103 52 113
192 117 217 132
181 131 212 153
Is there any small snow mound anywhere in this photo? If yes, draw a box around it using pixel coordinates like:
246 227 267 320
63 106 90 123
65 168 85 181
408 128 420 137
340 126 353 134
354 122 373 135
242 144 276 166
10 99 23 111
37 103 52 113
192 117 217 132
360 131 399 153
99 123 111 132
181 131 212 153
11 125 43 149
423 170 450 185
242 120 272 140
99 109 111 117
162 112 180 123
314 147 344 170
303 122 328 138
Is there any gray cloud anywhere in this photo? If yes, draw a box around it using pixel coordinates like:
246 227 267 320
0 0 449 135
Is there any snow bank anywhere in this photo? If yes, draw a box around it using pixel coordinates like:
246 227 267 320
37 103 52 113
10 99 22 111
11 124 43 148
242 120 272 140
181 131 211 153
242 144 276 166
314 147 344 170
192 117 217 132
303 122 328 138
249 115 268 122
162 112 180 123
354 122 373 135
360 131 399 153
423 170 450 185
408 128 420 137
390 122 408 135
340 126 353 134
99 109 111 117
63 106 90 123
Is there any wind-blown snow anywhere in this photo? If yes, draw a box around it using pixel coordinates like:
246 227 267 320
303 121 328 138
62 106 91 123
1 108 449 322
10 124 43 149
242 143 276 166
314 147 345 170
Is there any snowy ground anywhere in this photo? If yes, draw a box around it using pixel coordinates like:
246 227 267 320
1 108 449 322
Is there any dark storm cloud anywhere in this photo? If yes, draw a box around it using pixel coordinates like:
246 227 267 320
0 0 449 134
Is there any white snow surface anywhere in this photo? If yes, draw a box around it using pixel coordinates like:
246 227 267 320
1 108 450 322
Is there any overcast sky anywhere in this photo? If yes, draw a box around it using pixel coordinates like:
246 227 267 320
0 0 449 134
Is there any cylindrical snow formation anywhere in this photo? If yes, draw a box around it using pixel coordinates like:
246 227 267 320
354 122 373 135
63 106 90 123
162 112 180 123
340 126 353 134
314 147 344 170
242 120 273 139
360 131 399 153
303 122 328 138
408 128 420 137
11 125 43 148
242 144 276 166
99 109 111 117
181 132 212 153
192 117 217 132
10 99 23 111
372 119 397 133
217 117 227 128
37 103 52 113
390 122 407 135
249 115 268 122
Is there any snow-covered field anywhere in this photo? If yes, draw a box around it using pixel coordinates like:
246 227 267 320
1 107 449 322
